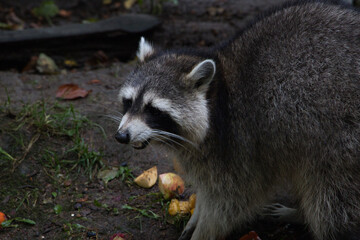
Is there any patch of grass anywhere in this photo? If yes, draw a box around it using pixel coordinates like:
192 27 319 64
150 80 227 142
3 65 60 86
1 217 36 228
1 100 105 178
127 192 191 229
138 0 178 14
117 165 134 183
14 101 92 137
63 222 87 238
64 137 104 179
0 146 15 164
122 204 160 220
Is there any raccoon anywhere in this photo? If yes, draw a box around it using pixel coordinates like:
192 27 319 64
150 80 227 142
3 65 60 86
114 0 360 239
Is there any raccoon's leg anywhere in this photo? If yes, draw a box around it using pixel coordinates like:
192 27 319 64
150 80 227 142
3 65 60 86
299 177 360 240
335 229 360 240
186 192 265 240
178 199 201 240
179 192 228 240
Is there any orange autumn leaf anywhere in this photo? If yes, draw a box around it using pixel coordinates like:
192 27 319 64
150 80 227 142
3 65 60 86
59 9 72 18
88 79 101 84
239 231 260 240
56 84 90 100
0 212 7 225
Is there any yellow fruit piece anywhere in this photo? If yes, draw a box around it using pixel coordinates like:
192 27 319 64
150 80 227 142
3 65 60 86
168 199 180 216
179 201 190 214
134 166 158 188
189 194 196 209
158 173 185 199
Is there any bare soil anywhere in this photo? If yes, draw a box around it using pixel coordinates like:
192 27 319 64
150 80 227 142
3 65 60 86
0 0 316 239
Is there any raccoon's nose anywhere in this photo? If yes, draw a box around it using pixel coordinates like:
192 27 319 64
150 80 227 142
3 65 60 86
115 130 130 144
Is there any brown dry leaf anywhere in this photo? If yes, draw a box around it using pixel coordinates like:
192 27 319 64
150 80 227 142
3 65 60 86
239 231 261 240
88 79 101 85
76 195 89 203
56 84 90 100
5 11 25 30
22 56 38 73
59 9 72 18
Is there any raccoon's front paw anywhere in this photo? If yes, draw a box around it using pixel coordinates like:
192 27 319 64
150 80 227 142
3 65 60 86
178 227 195 240
178 206 199 240
262 203 303 224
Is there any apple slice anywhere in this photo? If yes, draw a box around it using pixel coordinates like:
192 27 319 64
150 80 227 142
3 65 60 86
189 194 196 209
168 199 191 215
134 166 157 188
158 173 185 199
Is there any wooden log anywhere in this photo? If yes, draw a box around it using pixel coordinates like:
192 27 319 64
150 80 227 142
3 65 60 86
0 14 161 70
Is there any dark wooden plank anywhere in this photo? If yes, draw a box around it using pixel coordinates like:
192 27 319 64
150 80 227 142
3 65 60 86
0 14 161 70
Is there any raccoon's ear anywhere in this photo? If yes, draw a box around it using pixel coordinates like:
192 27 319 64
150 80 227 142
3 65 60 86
186 59 216 89
137 37 155 62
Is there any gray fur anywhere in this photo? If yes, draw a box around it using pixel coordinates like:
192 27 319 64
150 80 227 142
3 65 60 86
117 1 360 239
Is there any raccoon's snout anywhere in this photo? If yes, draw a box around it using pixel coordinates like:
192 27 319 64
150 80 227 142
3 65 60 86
114 130 130 144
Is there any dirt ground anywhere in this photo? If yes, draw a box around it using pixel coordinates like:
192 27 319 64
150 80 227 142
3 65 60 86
0 0 319 239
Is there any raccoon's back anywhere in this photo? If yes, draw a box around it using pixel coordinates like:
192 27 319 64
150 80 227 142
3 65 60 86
219 1 360 163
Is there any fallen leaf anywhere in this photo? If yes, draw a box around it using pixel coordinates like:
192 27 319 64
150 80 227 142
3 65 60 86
88 79 101 85
22 56 38 73
134 166 157 188
58 9 72 18
97 168 119 185
56 84 90 100
110 233 126 240
0 212 7 226
64 59 77 67
86 50 109 66
76 195 89 203
124 0 137 9
63 179 72 187
103 0 112 5
7 11 24 25
239 231 261 240
113 2 122 8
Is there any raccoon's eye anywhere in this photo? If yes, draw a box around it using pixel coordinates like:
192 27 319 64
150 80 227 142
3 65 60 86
145 104 162 116
122 98 132 112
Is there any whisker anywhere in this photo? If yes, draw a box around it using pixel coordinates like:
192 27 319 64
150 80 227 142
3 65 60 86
103 114 123 123
151 129 198 149
151 134 179 151
151 132 194 153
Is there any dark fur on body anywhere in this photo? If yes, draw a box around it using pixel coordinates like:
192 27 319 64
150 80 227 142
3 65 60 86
117 1 360 239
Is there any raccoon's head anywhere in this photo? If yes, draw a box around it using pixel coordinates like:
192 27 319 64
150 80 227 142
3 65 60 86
114 37 216 150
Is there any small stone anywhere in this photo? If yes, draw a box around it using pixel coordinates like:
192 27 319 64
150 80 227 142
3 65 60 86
36 53 59 74
87 231 97 237
121 162 128 167
74 203 82 210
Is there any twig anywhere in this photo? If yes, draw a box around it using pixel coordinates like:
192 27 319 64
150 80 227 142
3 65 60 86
12 133 40 172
